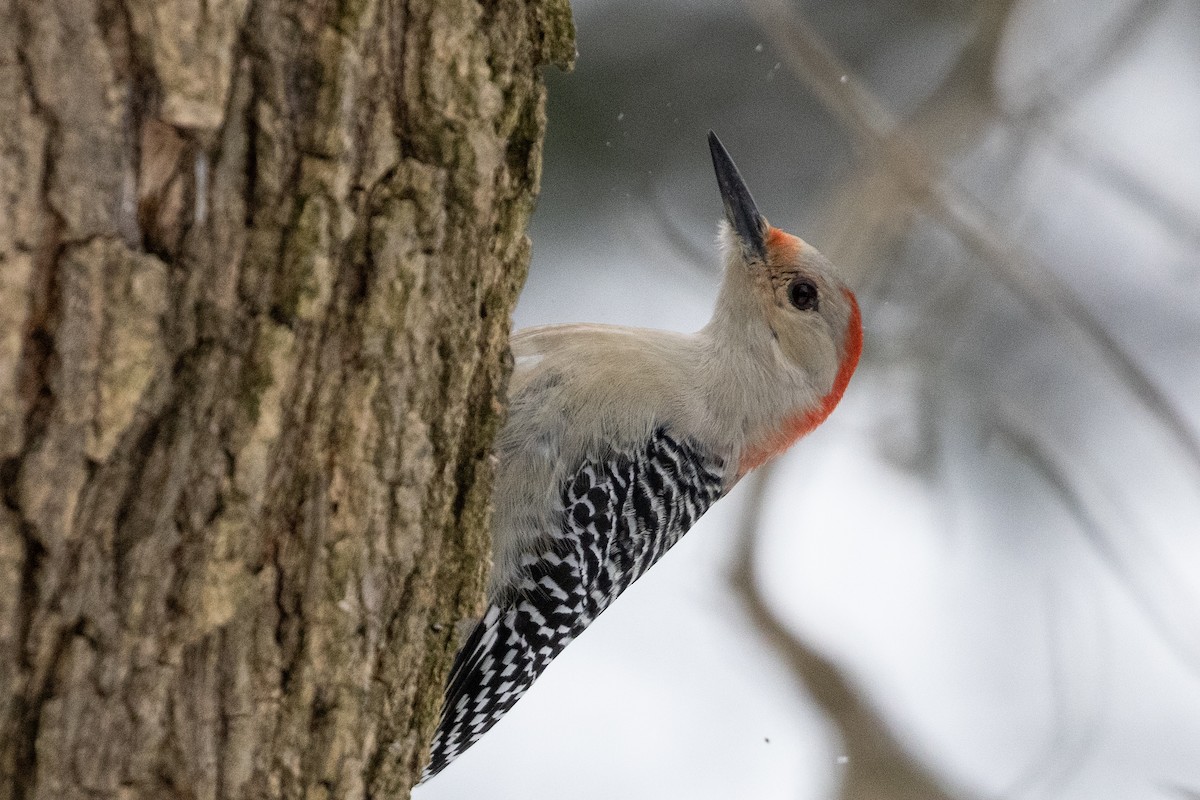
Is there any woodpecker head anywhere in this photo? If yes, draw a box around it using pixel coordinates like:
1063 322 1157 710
706 132 863 473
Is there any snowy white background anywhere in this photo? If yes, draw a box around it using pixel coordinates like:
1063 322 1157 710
417 0 1200 797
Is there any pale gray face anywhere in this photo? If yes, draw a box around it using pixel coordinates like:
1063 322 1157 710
751 226 859 393
709 133 860 397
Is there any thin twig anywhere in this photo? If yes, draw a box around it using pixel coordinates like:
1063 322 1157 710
1010 0 1165 121
998 579 1109 800
989 404 1200 673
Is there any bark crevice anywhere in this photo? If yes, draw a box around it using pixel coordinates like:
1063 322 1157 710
0 1 574 798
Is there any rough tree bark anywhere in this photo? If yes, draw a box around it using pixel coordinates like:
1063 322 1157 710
0 0 574 797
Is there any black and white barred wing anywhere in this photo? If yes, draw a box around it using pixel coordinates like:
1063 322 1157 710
421 429 725 781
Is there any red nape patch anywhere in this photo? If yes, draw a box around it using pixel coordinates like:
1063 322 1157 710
737 289 863 476
765 226 803 263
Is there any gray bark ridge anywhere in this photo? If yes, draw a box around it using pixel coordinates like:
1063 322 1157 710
0 0 574 798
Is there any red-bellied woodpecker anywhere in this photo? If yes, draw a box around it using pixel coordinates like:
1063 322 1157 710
420 132 863 781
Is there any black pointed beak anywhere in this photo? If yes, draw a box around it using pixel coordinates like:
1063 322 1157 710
708 131 767 262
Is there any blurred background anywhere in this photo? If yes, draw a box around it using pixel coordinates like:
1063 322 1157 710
418 0 1200 797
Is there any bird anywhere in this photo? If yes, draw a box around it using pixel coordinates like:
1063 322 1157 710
420 131 863 782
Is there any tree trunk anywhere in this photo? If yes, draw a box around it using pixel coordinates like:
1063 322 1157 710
0 0 573 797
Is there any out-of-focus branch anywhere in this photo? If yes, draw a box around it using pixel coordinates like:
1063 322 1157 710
750 0 1200 673
989 404 1200 672
998 579 1108 800
644 174 722 276
744 0 1200 478
731 467 971 800
1040 126 1200 250
1003 0 1197 251
1011 0 1163 121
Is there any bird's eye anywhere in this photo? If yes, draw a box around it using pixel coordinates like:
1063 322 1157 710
788 279 819 311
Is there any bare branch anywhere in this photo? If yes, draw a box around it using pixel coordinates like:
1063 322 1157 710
989 405 1200 672
643 174 721 277
730 466 972 800
744 0 1200 477
1039 125 1200 251
1010 0 1166 121
996 580 1109 800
